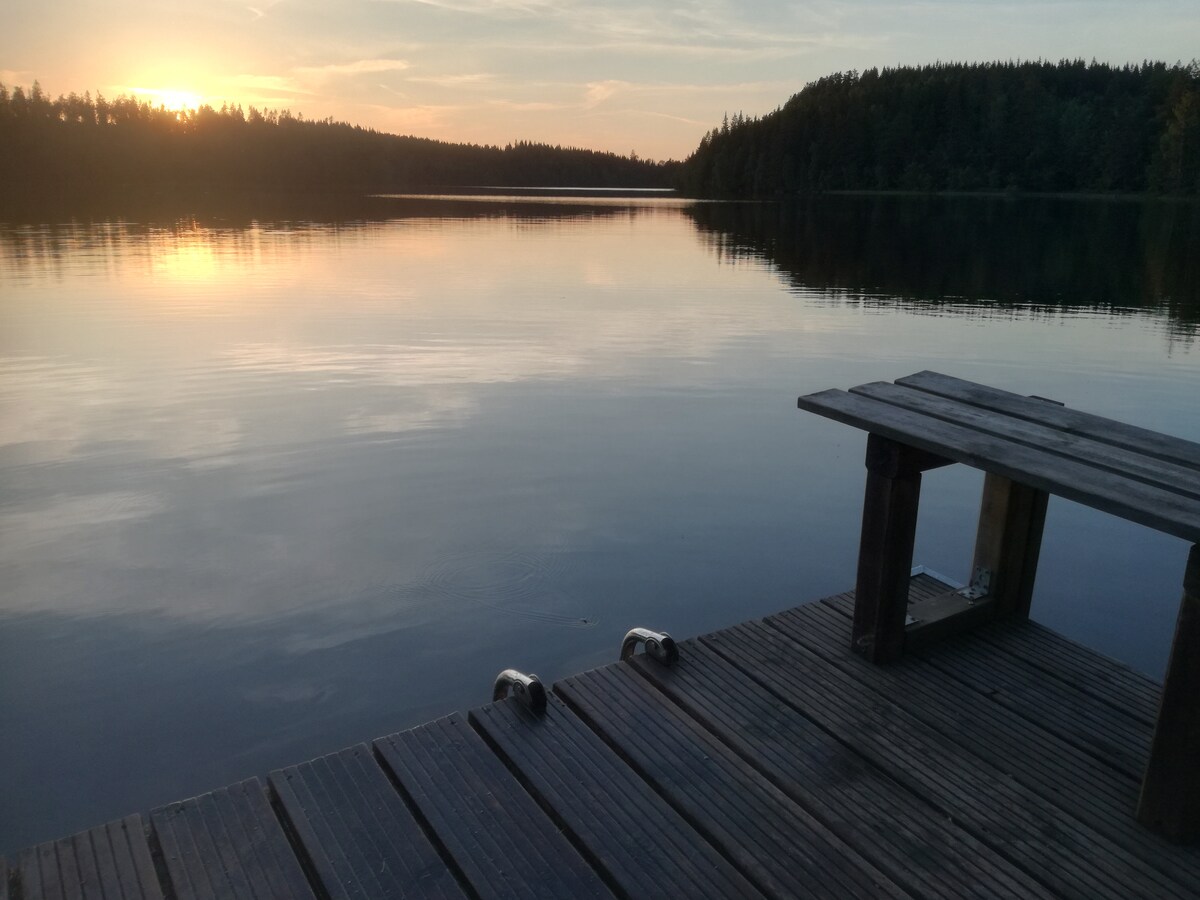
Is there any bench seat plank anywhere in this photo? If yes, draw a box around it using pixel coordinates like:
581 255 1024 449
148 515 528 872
850 381 1200 499
797 388 1200 541
897 370 1200 468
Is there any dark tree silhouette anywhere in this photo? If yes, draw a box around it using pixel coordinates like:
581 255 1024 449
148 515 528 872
0 84 679 201
678 61 1200 197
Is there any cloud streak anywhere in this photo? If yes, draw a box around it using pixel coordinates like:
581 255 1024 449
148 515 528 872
296 59 411 80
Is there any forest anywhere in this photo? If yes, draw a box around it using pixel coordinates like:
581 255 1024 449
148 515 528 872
0 84 677 200
679 61 1200 197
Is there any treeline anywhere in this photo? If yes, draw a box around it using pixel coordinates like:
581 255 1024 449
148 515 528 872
680 61 1200 197
0 83 678 198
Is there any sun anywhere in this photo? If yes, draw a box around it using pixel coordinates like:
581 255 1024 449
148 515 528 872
130 87 203 112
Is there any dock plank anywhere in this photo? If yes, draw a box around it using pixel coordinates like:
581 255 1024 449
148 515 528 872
470 693 764 899
627 640 1052 900
975 618 1162 724
270 743 465 900
11 816 163 900
768 598 1200 894
700 619 1191 900
375 713 612 900
914 631 1153 776
64 833 98 900
557 663 909 899
150 778 313 900
108 815 161 900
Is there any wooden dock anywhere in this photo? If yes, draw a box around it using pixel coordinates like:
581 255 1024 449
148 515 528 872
9 370 1200 898
6 572 1200 899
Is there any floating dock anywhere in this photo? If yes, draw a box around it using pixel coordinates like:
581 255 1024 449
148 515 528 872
5 573 1200 899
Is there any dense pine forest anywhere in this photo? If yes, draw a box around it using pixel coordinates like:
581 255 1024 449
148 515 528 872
680 61 1200 197
0 84 677 199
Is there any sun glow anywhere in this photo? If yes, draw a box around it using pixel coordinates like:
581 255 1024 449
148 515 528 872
130 87 203 112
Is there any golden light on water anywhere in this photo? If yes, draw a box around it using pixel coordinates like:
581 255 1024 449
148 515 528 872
153 242 219 282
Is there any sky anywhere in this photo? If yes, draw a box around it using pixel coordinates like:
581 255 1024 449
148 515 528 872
3 1 1199 161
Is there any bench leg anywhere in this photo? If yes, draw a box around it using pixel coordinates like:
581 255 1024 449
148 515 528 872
853 435 924 663
971 474 1049 619
1137 544 1200 844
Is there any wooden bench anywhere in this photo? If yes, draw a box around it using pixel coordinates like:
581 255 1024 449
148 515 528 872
798 370 1200 843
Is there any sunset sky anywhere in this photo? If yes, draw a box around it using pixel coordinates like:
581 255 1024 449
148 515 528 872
4 0 1198 161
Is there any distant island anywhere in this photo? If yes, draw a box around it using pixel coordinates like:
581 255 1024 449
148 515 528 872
0 84 678 200
2 60 1198 203
679 60 1200 197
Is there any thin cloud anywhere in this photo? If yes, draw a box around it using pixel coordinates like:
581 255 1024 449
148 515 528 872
295 59 411 80
391 0 563 13
583 80 624 108
407 73 497 87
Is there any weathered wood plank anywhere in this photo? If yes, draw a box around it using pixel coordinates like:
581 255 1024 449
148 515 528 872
796 388 1200 541
65 833 98 900
825 588 1152 777
375 714 613 900
151 778 314 900
14 848 40 900
108 815 161 900
1138 545 1200 842
897 370 1200 468
767 598 1200 892
903 587 997 649
628 638 1053 900
701 619 1191 900
35 839 64 900
270 743 465 900
556 663 908 899
976 618 1162 724
1 856 9 900
852 381 1200 500
914 632 1153 777
10 821 168 900
470 693 764 899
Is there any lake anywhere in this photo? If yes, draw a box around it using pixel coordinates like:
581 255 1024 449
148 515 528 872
1 192 1197 852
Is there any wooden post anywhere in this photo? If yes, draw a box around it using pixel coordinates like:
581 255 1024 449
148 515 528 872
852 434 925 663
970 473 1049 619
1137 544 1200 844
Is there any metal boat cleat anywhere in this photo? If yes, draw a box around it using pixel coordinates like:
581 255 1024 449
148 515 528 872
620 627 679 666
492 669 547 714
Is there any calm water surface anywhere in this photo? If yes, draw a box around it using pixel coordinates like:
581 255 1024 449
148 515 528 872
1 194 1198 851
